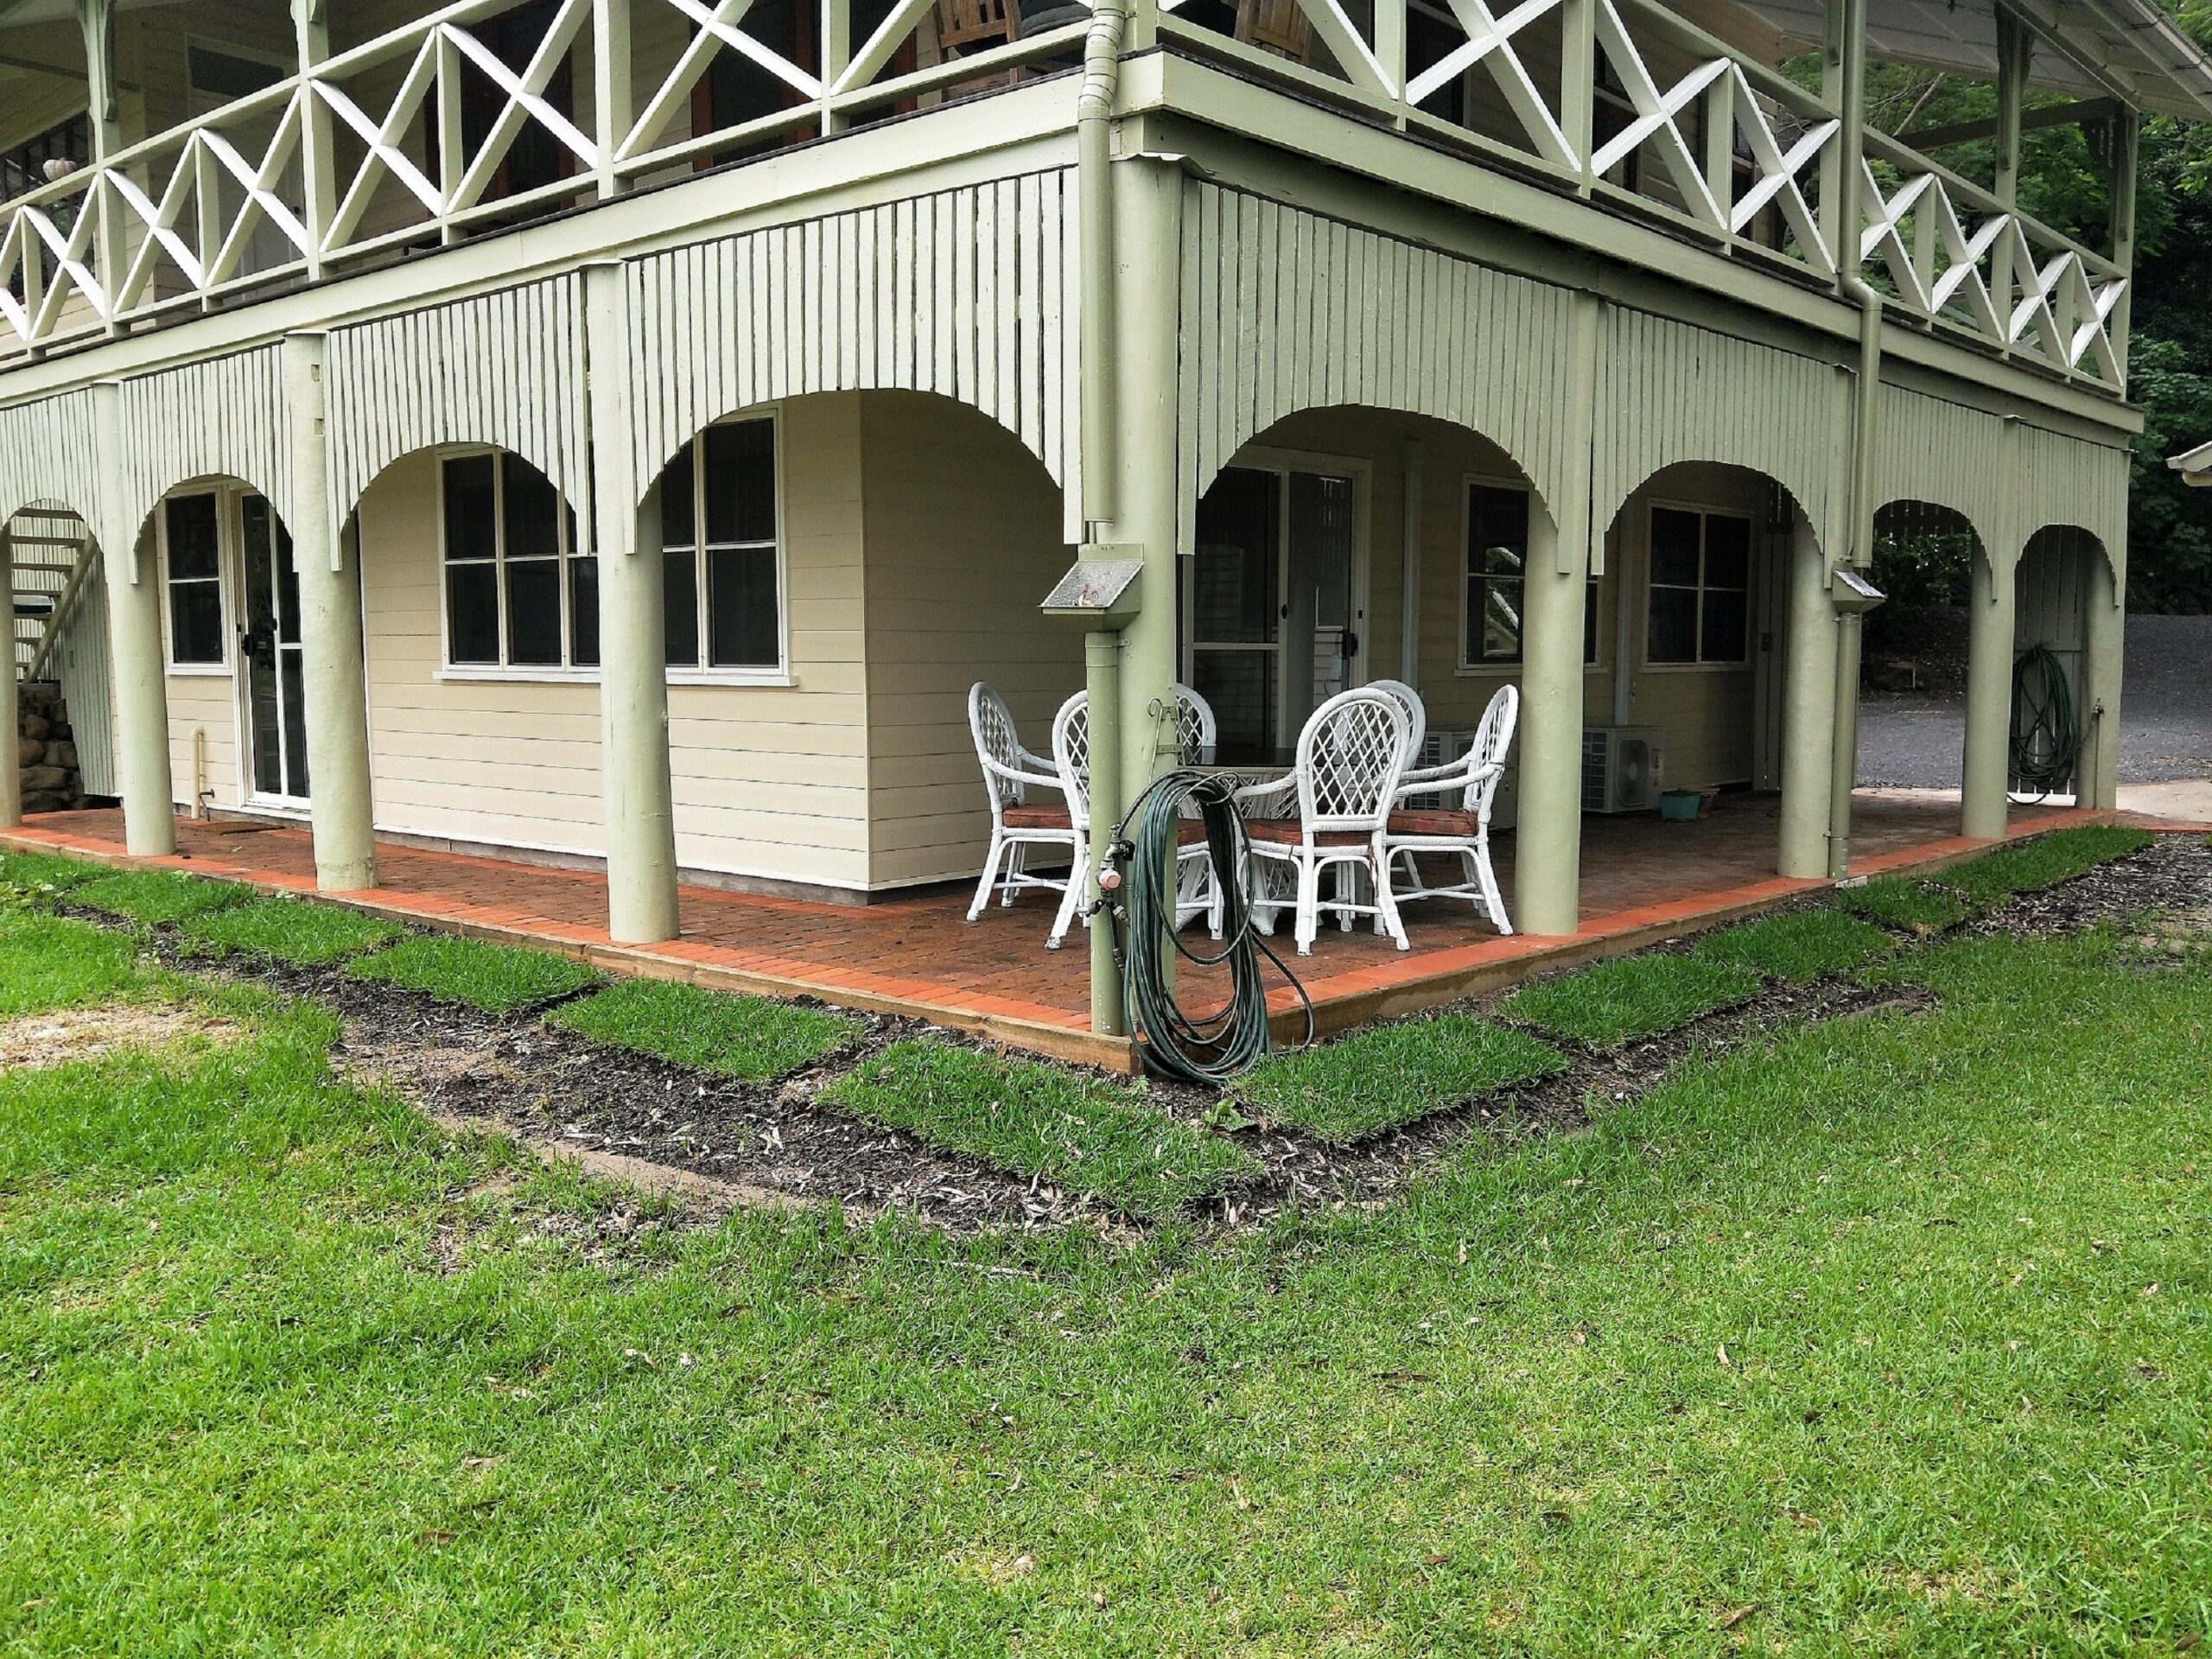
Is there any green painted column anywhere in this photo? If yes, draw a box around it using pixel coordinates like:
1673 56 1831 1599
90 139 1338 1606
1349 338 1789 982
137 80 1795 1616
1777 510 1836 878
0 528 18 829
585 263 680 944
94 385 175 857
284 334 378 892
2080 545 2125 810
1960 546 2015 839
1085 629 1125 1036
1514 504 1587 936
1109 156 1185 818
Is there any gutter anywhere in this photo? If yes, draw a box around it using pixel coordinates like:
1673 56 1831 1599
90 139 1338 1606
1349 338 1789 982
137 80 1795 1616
1077 0 1128 534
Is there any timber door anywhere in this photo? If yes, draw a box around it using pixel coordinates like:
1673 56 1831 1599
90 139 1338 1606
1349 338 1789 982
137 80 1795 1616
1184 458 1364 764
238 493 309 804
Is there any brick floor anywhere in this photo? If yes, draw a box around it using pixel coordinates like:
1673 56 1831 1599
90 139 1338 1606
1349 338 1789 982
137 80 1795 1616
4 792 2097 1068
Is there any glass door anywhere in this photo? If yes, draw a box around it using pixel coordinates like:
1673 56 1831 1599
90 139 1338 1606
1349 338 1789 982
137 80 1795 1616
1183 461 1360 765
238 493 309 803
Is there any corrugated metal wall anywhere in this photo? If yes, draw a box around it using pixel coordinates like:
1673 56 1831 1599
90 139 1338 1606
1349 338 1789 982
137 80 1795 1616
626 171 1083 541
116 347 295 550
325 274 592 527
1176 181 1578 551
1592 308 1847 556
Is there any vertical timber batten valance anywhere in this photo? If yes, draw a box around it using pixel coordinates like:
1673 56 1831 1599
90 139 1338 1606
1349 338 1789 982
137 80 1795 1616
116 347 296 549
626 170 1083 539
0 390 104 550
1591 308 1847 559
325 275 592 530
1175 182 1578 551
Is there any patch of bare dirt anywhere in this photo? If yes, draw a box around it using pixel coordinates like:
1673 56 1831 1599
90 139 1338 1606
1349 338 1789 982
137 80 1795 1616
0 1001 241 1071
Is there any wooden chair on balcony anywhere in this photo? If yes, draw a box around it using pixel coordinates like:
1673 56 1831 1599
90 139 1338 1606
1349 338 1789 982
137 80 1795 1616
1234 0 1313 64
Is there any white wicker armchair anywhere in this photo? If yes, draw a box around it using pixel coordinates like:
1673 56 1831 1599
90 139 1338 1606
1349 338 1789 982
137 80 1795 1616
1380 683 1518 935
965 682 1078 925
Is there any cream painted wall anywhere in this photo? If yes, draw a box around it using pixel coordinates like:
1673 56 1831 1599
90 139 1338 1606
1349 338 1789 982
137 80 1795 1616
861 391 1082 890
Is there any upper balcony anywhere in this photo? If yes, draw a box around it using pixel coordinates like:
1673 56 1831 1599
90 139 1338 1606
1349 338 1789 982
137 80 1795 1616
1 0 2207 397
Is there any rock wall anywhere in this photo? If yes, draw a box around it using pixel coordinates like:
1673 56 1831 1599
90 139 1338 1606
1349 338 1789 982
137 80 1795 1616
17 681 86 815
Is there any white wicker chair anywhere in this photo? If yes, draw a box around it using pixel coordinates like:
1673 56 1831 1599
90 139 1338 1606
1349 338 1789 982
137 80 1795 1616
1052 684 1221 947
1236 687 1412 955
966 682 1078 925
1367 677 1427 771
1380 683 1518 935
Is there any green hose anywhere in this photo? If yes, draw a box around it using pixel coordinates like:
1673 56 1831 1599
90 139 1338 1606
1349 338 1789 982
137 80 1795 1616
1103 769 1313 1086
2008 643 2079 799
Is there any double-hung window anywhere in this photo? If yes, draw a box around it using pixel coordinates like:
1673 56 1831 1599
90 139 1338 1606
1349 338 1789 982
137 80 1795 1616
1646 505 1751 666
442 452 595 671
163 493 226 667
659 415 783 675
1459 483 1599 668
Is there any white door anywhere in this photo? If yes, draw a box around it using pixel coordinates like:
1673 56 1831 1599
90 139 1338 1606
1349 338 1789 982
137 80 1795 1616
237 493 309 804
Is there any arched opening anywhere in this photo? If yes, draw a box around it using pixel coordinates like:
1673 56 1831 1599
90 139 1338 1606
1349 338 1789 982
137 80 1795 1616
1592 461 1807 890
2012 524 2107 804
3 498 107 813
1855 499 1985 809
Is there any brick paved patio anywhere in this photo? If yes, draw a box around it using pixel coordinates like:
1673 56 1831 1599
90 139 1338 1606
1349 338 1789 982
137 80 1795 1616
3 792 2094 1068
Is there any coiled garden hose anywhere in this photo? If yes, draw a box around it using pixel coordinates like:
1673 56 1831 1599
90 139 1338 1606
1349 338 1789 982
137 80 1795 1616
2008 643 2079 800
1098 769 1313 1086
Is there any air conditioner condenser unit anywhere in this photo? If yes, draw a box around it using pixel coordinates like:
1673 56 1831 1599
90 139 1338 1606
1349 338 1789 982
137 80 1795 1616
1582 727 1663 814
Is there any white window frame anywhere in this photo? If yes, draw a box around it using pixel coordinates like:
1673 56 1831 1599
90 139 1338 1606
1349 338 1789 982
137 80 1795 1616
1641 498 1755 672
433 446 599 683
660 406 792 688
1452 473 1602 676
158 486 232 678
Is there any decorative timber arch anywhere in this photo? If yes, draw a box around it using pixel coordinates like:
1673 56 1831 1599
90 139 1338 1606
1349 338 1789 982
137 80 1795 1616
623 172 1081 535
325 274 591 535
0 388 105 552
1174 183 1579 552
1591 309 1847 560
114 347 297 550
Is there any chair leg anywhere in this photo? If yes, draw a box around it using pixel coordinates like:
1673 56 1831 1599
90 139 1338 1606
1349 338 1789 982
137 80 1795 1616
969 830 1007 922
1474 832 1512 936
1046 831 1087 950
1000 841 1025 906
1294 855 1320 956
1372 842 1410 951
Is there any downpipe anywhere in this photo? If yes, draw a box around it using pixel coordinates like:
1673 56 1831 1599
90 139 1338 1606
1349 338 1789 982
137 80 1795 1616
1827 0 1878 880
1077 0 1128 537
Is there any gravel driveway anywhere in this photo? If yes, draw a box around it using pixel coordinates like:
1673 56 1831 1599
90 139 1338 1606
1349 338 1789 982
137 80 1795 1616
1858 613 2212 788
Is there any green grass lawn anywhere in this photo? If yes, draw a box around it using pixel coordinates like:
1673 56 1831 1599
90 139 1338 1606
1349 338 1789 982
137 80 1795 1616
346 932 602 1013
1942 824 2152 911
2 912 2208 1653
180 895 406 967
1502 951 1764 1048
0 848 99 899
72 866 251 926
1233 1013 1566 1142
1837 875 1972 934
549 976 860 1084
1692 907 1895 984
821 1039 1257 1222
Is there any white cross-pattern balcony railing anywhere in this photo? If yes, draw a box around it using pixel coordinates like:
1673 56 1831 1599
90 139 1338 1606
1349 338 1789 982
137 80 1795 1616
0 0 2132 391
1859 129 2126 384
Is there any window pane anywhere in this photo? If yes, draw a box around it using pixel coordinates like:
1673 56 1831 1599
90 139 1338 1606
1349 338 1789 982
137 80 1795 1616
664 548 699 666
569 556 601 667
502 457 563 559
1701 586 1749 663
1704 514 1751 589
702 419 776 544
1469 486 1529 574
1649 506 1701 587
658 447 696 550
1470 575 1522 663
506 559 563 665
443 454 498 561
171 583 225 664
165 493 220 581
1192 651 1275 766
1648 585 1698 664
709 545 779 667
282 652 310 798
1584 575 1601 664
1192 467 1278 645
447 562 500 664
274 523 301 646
